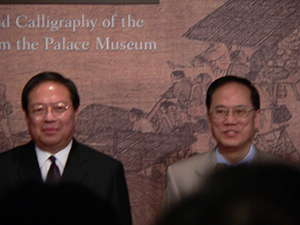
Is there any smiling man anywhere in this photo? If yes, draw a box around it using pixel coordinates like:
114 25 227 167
0 72 132 225
162 75 284 212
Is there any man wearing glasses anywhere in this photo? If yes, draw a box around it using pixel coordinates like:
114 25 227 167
162 75 283 211
0 72 132 225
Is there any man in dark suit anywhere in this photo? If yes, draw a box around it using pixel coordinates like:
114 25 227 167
0 72 132 225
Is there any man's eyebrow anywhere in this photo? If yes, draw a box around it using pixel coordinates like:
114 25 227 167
235 105 249 108
213 105 249 108
214 105 227 108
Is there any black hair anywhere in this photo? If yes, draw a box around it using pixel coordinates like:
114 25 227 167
22 72 80 115
205 75 260 110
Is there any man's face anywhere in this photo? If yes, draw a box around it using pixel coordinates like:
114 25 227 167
207 82 260 153
25 81 78 153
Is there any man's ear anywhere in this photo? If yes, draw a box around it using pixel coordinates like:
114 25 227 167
254 109 261 129
24 112 30 126
207 111 212 131
75 108 79 123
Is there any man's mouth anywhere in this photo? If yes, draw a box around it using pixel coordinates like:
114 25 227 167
224 130 238 136
42 127 59 134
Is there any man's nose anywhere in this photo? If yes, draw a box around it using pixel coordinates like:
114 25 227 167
44 107 56 120
224 110 238 123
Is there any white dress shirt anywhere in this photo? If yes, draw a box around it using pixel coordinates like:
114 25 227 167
35 140 72 182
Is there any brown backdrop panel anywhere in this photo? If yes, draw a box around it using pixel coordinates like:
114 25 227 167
1 0 300 224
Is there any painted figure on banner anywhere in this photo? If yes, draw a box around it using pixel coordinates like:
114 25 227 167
163 70 192 111
0 84 13 152
129 108 154 133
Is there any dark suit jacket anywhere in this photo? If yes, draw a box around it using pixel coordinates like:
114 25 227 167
0 140 132 225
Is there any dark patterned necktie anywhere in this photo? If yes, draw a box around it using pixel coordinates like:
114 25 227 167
45 156 61 184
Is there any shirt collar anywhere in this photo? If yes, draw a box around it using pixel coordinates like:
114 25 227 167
35 139 73 175
216 144 255 166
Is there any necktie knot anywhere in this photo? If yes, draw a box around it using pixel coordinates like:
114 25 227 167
49 155 56 163
46 155 61 184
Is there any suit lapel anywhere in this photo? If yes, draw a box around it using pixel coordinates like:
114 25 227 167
195 149 217 178
17 141 43 182
61 140 88 183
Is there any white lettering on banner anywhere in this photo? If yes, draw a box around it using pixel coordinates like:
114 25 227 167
0 15 10 28
96 37 156 51
44 37 90 50
0 41 10 50
0 14 157 52
15 14 97 32
16 37 39 50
